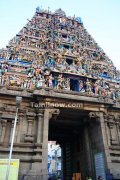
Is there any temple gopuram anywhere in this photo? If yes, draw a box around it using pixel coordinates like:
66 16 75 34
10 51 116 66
0 7 120 180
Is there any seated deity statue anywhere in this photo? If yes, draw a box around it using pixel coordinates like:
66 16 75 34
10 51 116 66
67 63 77 73
79 80 85 93
57 74 64 89
36 78 44 89
48 74 54 88
44 69 50 76
56 59 64 72
63 77 70 91
86 79 92 94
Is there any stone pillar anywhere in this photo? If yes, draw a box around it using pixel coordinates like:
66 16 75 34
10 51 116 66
9 120 14 143
42 109 50 177
116 118 120 145
0 113 2 138
30 109 50 179
37 110 44 144
107 115 119 145
10 118 20 143
84 125 92 176
30 108 59 179
42 108 60 179
27 118 33 135
114 116 120 146
24 112 35 143
16 116 22 143
104 115 111 147
31 110 44 173
106 114 120 179
0 119 7 143
89 111 110 176
99 112 111 173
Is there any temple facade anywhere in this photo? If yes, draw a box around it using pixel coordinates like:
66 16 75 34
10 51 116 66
0 8 120 180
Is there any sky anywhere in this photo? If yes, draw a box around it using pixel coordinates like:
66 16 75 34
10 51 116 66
0 0 120 69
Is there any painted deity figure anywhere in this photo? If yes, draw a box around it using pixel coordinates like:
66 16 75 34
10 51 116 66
26 80 31 89
94 79 102 95
0 76 5 86
64 78 70 90
48 74 54 88
57 74 64 90
30 80 36 89
23 79 28 88
79 80 85 93
16 77 22 87
56 58 64 72
86 79 92 94
36 78 43 89
68 62 77 73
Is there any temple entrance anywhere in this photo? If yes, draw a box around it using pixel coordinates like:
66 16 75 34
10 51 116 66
48 108 106 180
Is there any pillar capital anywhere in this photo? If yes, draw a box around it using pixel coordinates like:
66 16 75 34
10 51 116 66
26 111 36 117
89 111 100 119
37 110 44 117
114 114 120 124
1 119 7 127
105 114 118 125
26 111 36 123
49 108 60 120
37 113 44 117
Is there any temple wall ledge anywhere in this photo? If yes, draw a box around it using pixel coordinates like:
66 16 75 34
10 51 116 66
33 89 116 105
32 156 42 162
109 146 120 150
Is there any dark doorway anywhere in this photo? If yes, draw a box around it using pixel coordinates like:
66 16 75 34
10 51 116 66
66 58 73 65
70 79 79 91
63 44 69 49
62 34 67 39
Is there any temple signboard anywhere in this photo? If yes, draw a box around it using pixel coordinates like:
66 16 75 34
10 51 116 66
0 159 19 180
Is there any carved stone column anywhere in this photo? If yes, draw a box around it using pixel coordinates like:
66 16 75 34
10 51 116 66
16 115 22 143
84 124 92 176
31 110 44 171
99 112 112 174
107 115 119 146
104 114 111 146
89 111 110 174
99 112 109 148
103 114 120 177
114 115 120 145
10 117 20 143
42 109 50 176
42 108 60 178
0 119 7 143
31 109 49 176
9 120 14 143
36 110 44 144
9 111 25 144
24 112 35 143
30 108 60 177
